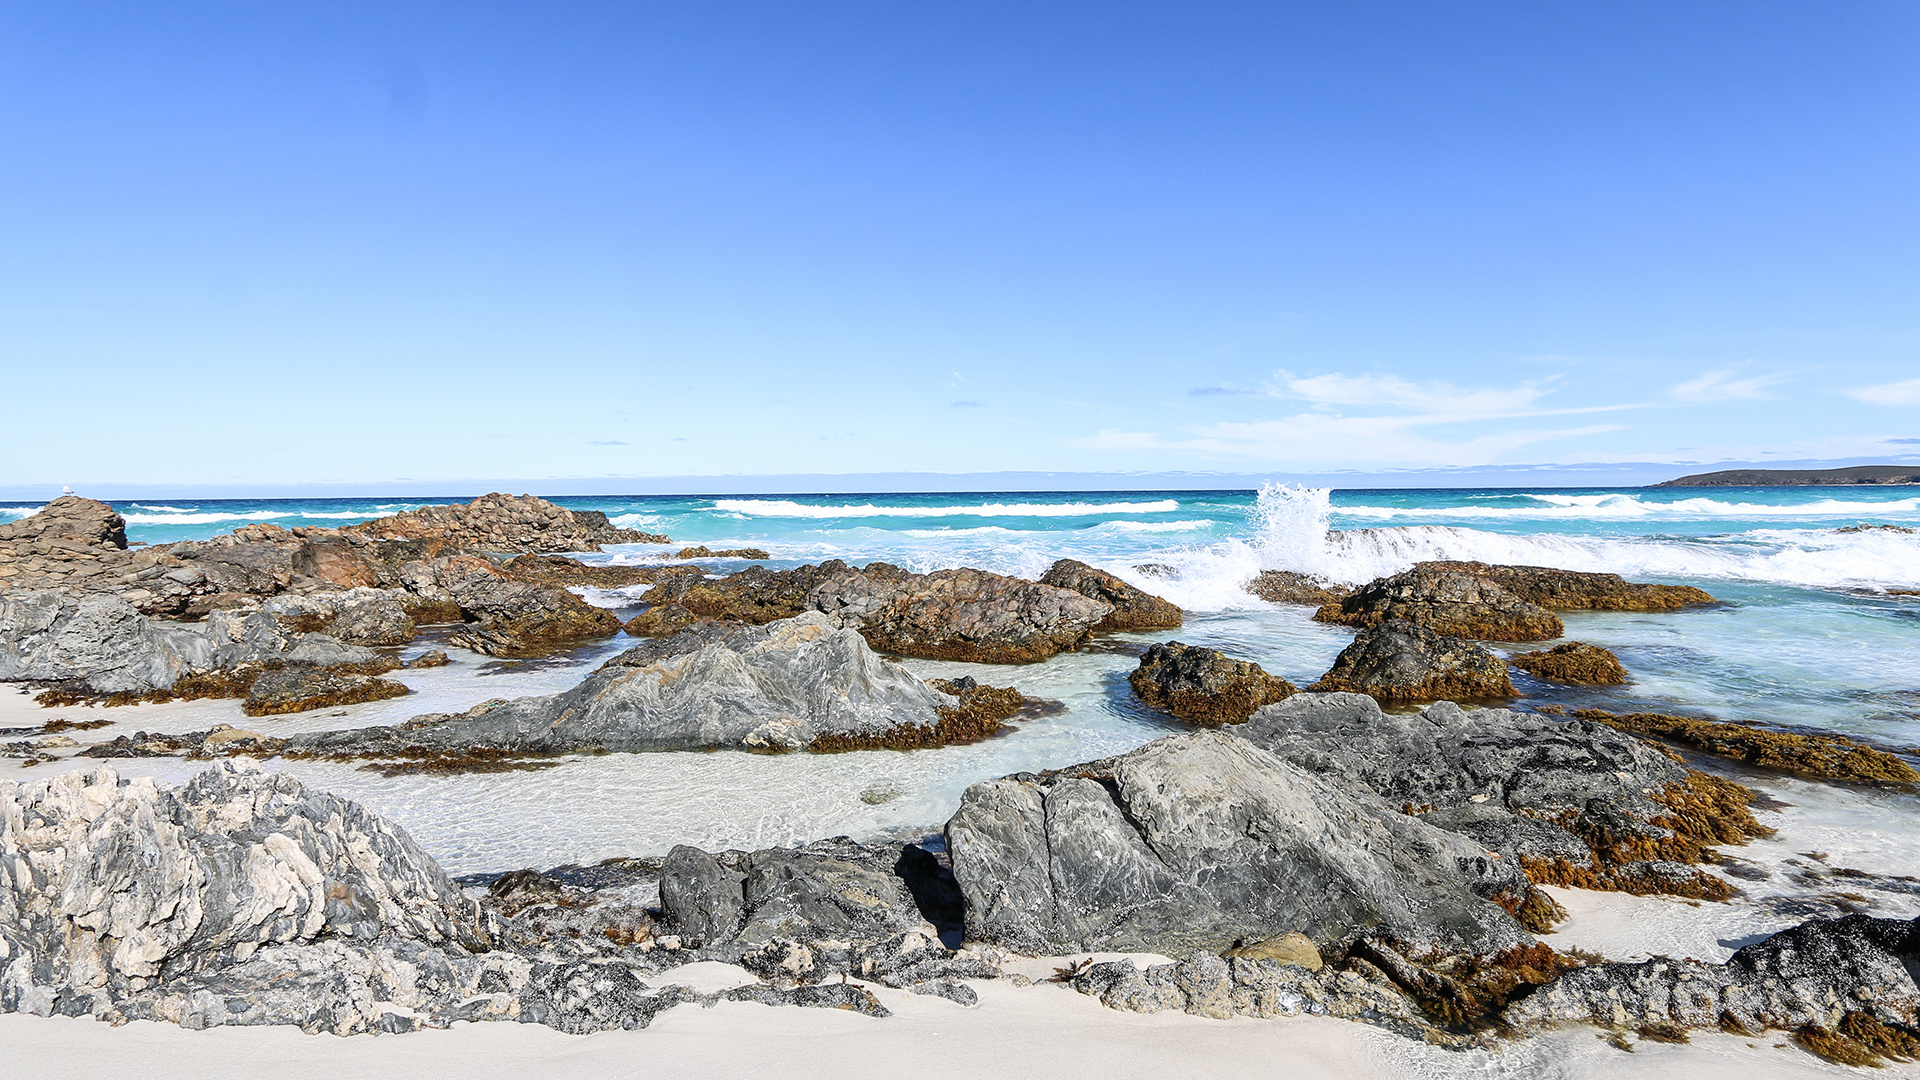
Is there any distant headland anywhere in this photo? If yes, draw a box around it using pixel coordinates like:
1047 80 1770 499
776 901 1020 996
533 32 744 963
1656 465 1920 487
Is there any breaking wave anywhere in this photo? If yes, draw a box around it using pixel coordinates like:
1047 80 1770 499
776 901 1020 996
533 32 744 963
713 499 1181 519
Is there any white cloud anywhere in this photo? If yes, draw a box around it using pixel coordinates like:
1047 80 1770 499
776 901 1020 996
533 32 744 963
1669 369 1787 402
1846 379 1920 406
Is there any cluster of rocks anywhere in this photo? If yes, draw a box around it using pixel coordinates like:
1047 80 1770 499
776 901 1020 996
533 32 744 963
337 492 667 551
1312 560 1715 642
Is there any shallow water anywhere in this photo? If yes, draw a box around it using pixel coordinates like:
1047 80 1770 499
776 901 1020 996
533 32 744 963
9 484 1920 901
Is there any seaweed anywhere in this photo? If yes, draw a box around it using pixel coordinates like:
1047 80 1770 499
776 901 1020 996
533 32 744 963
1573 708 1919 784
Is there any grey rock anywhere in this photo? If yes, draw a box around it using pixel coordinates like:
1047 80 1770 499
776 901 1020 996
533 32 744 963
1307 620 1516 703
1039 559 1182 631
660 837 929 948
944 730 1530 958
723 981 891 1017
1070 953 1449 1041
0 592 199 692
910 980 978 1006
660 845 747 946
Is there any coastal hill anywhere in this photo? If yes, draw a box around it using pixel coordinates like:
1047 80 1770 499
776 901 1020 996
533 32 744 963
1655 465 1920 487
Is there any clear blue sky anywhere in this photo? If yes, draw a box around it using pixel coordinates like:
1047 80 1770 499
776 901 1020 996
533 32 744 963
3 1 1916 492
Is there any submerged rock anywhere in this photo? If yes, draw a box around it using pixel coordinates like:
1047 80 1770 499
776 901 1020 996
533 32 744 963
1234 693 1772 905
1509 641 1627 685
944 729 1531 958
1128 641 1296 725
1039 559 1182 631
1308 620 1516 703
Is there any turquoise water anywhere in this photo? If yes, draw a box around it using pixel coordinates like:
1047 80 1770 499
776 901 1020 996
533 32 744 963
10 484 1920 872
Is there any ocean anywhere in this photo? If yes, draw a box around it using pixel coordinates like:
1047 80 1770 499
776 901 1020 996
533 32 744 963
6 484 1919 877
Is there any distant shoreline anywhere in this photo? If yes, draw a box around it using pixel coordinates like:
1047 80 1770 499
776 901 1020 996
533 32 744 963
1655 466 1920 487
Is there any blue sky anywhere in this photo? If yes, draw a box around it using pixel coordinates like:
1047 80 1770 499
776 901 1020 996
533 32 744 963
2 1 1916 492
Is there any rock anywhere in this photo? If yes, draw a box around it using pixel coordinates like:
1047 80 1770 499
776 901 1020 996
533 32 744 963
1223 932 1323 970
675 546 771 560
340 493 665 552
1039 559 1182 631
0 496 127 549
1505 915 1920 1066
82 725 289 759
0 763 484 1020
1314 561 1716 642
243 665 411 716
624 604 696 638
1308 621 1516 703
659 837 929 948
1509 642 1627 685
436 556 621 656
1128 642 1296 725
409 649 450 668
500 555 691 589
262 589 417 646
1569 707 1920 784
0 592 202 692
1246 571 1353 606
1314 564 1564 641
1233 693 1772 904
288 612 969 759
636 561 853 625
812 564 1112 664
944 730 1530 958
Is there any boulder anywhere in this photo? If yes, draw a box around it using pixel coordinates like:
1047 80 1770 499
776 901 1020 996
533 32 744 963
623 604 697 638
261 588 417 646
1307 621 1516 703
812 564 1111 664
436 556 621 656
0 496 126 549
288 612 968 759
635 561 851 625
1039 559 1182 631
0 592 203 692
1505 915 1920 1066
243 666 411 716
409 649 450 669
340 493 663 553
943 730 1531 958
1245 570 1353 606
1128 641 1296 725
1233 693 1771 904
1314 561 1716 642
1509 642 1627 685
1314 564 1564 642
659 838 928 948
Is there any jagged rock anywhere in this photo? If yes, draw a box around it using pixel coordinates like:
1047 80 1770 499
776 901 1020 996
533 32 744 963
261 588 418 646
1308 621 1516 703
660 837 929 948
1039 559 1182 631
812 564 1111 664
436 555 621 656
1510 642 1627 685
675 546 771 561
340 493 663 553
81 725 289 759
0 763 485 1020
0 496 127 549
624 603 696 638
722 981 890 1017
1315 561 1716 642
944 730 1530 958
1128 641 1296 725
243 665 411 716
637 561 854 625
1246 571 1353 606
498 554 685 588
1505 915 1920 1064
0 592 204 692
1233 693 1770 903
289 612 965 759
409 649 449 668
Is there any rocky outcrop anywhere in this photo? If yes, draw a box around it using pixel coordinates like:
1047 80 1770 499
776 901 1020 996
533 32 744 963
635 561 851 625
259 588 418 646
1038 559 1181 631
944 730 1531 958
243 665 410 716
675 546 770 561
340 493 665 552
0 496 127 549
1314 561 1715 642
1246 570 1353 606
1233 693 1771 905
812 564 1111 664
1307 621 1515 703
1314 564 1565 641
289 612 969 760
1509 641 1626 685
434 554 621 656
1128 641 1296 725
1505 915 1920 1066
499 555 693 589
0 764 484 1020
1569 707 1920 784
659 838 931 948
624 604 697 637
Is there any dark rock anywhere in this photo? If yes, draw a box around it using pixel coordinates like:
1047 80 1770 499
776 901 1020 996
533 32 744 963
80 724 288 759
944 729 1531 958
1459 562 1716 612
659 845 747 946
1506 915 1920 1065
409 649 450 668
1569 708 1920 784
623 604 696 638
1510 641 1627 685
812 564 1112 664
1068 953 1453 1041
660 837 934 951
243 665 411 717
1246 570 1353 606
675 546 771 560
637 561 851 625
1233 693 1772 903
1128 641 1296 725
516 964 695 1032
1039 559 1182 631
501 554 688 588
1315 561 1715 642
1308 621 1516 703
436 555 621 656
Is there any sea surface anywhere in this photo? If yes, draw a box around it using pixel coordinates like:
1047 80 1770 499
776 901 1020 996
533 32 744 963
7 484 1920 887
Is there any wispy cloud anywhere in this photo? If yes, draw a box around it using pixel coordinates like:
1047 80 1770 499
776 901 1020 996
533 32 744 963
950 400 983 408
1669 369 1787 402
588 440 628 446
1846 379 1920 406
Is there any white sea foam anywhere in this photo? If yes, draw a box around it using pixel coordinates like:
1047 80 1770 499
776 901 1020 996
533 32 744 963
611 513 664 528
0 506 43 520
713 499 1181 518
1091 519 1214 533
295 511 382 519
117 510 290 525
128 504 198 513
1333 492 1920 521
